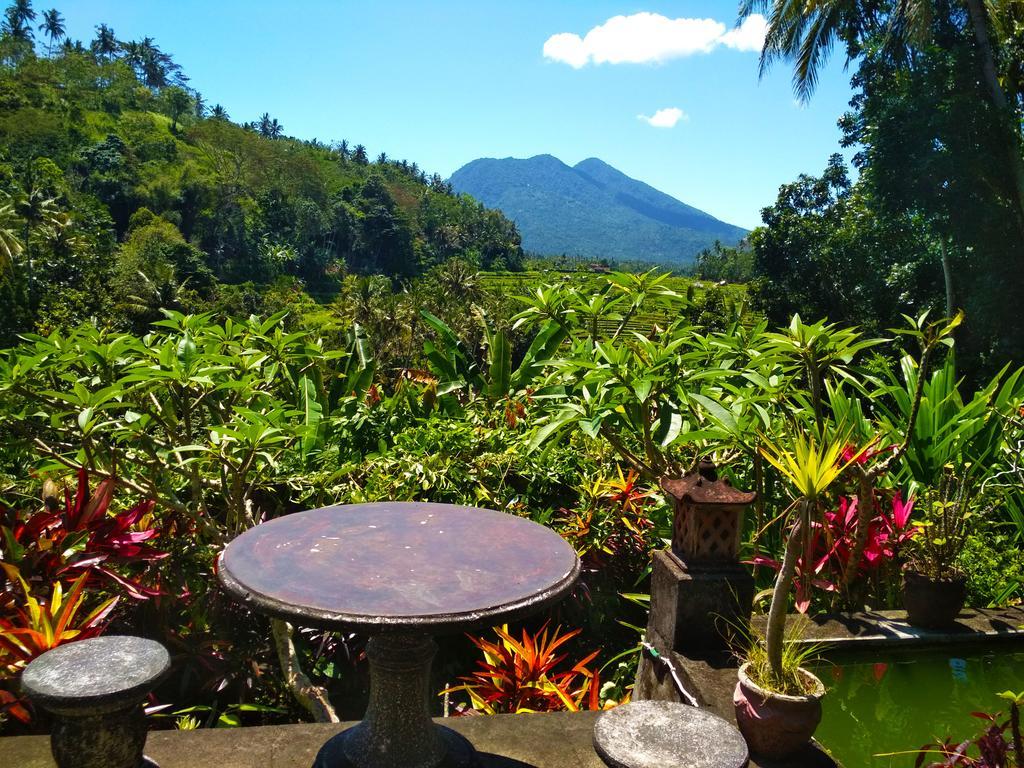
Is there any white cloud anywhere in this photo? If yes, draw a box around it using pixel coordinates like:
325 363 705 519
638 107 688 128
543 12 768 68
719 15 769 52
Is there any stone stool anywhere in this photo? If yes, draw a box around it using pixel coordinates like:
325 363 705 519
21 635 170 768
593 700 749 768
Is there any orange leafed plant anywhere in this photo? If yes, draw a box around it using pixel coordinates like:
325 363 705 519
0 568 117 678
444 623 601 714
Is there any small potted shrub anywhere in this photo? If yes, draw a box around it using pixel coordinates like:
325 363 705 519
734 435 862 759
735 622 826 760
902 467 976 628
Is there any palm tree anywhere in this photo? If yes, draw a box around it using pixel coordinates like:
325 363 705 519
44 212 82 259
352 144 368 165
123 265 187 323
337 139 350 159
91 23 117 61
210 104 229 120
129 37 184 88
11 180 62 310
193 92 206 119
257 113 272 136
2 0 36 43
0 196 24 277
38 8 63 56
376 152 388 165
257 113 283 138
120 39 143 70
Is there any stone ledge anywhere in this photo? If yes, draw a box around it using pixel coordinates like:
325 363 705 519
753 606 1024 652
3 711 607 768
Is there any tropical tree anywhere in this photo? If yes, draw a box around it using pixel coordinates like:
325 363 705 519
9 181 62 310
352 144 368 165
37 7 62 55
209 103 229 120
0 196 23 276
741 0 1024 236
759 435 862 681
163 86 192 132
257 113 283 139
91 23 117 61
1 0 35 42
124 36 183 88
119 38 142 69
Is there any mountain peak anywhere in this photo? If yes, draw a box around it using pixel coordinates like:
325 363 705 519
574 157 614 171
449 155 746 265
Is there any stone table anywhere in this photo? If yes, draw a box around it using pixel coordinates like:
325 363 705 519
20 635 170 768
217 502 581 768
593 700 749 768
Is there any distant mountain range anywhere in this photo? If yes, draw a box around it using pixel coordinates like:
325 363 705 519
449 155 747 265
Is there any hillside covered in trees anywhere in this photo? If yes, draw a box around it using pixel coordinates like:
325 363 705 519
0 4 524 345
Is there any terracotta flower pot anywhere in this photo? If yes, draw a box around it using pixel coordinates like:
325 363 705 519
902 567 967 628
733 662 825 760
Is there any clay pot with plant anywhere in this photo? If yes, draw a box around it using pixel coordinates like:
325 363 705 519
902 468 977 628
733 434 865 760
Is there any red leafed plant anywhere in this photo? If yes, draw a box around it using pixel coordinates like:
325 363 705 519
750 490 917 612
915 692 1023 767
444 623 601 714
1 469 165 601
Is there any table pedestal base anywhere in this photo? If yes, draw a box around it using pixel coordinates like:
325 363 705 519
313 723 477 768
312 634 478 768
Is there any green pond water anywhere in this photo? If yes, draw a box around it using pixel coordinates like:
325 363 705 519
813 649 1024 768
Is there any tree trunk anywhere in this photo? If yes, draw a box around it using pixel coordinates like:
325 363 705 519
766 507 804 680
940 238 955 318
965 0 1024 233
271 619 339 723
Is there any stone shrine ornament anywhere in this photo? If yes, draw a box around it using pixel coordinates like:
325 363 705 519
642 460 757 656
662 459 756 568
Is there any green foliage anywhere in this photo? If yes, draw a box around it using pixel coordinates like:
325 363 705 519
959 527 1024 608
740 619 825 698
745 0 1024 375
908 468 979 580
693 240 754 284
3 0 1024 734
0 26 524 343
0 265 1020 731
748 156 942 338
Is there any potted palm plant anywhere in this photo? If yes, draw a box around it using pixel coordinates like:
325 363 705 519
733 434 864 759
902 467 976 628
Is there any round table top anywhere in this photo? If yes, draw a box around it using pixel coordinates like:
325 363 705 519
21 636 170 716
593 701 749 768
217 502 581 633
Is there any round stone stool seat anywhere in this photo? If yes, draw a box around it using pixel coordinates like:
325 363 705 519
593 700 749 768
22 635 170 716
22 636 170 768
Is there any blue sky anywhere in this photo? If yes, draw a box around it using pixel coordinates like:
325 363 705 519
49 1 855 229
